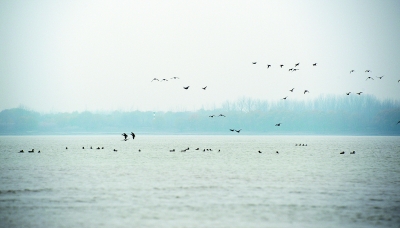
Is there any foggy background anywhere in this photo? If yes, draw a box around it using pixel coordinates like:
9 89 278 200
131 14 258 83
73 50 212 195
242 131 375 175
1 0 400 113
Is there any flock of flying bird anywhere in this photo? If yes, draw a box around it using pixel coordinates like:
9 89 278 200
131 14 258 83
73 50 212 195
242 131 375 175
148 61 400 134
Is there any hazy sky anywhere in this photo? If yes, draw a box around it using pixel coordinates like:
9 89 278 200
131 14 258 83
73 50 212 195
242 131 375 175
1 0 399 112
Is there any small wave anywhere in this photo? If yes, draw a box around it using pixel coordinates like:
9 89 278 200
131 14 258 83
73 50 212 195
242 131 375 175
0 188 52 195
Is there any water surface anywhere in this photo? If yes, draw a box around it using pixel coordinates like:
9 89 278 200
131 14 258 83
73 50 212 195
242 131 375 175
1 135 399 227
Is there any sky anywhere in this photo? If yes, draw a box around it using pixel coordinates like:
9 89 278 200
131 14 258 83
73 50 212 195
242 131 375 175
1 0 400 113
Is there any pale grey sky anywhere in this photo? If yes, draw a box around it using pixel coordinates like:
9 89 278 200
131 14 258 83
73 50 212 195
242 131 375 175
1 0 399 112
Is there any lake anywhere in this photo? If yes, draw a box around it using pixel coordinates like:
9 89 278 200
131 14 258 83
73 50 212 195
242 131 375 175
0 135 399 227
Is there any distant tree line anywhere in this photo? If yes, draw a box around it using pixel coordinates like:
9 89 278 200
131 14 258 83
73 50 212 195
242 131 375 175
0 94 399 135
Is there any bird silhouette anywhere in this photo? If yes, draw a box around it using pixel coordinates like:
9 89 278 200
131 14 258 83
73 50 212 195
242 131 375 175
235 129 241 133
218 114 226 117
289 88 294 92
183 86 190 90
366 77 374 81
289 68 293 71
151 78 159 82
365 70 370 72
209 115 215 118
252 62 257 64
161 79 168 82
346 92 351 95
170 77 180 79
202 86 207 90
267 65 271 68
295 63 300 67
130 132 135 140
350 70 354 73
283 96 288 100
356 92 363 95
229 129 235 132
313 63 317 66
304 90 309 94
122 133 128 141
293 69 299 71
275 123 281 126
280 65 284 68
258 150 262 153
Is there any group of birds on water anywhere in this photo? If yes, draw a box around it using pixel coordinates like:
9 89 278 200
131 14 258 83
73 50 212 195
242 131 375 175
17 145 357 155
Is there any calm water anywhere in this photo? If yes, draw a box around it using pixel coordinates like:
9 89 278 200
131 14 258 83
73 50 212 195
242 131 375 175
0 135 399 228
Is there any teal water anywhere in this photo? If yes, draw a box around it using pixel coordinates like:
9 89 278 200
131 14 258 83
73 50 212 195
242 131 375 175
1 135 399 228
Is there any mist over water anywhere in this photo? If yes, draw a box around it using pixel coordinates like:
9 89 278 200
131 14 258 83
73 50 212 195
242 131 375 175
1 135 399 227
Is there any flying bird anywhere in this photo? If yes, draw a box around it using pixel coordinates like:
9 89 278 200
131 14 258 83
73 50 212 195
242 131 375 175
151 78 159 82
229 129 235 132
283 96 288 100
209 115 215 118
170 77 180 79
202 86 207 90
304 90 310 94
295 63 300 67
346 92 351 95
267 65 271 68
289 88 294 92
365 70 370 72
376 75 384 79
356 92 363 95
313 63 317 66
366 77 374 81
161 79 168 82
218 114 226 117
289 68 293 71
122 133 128 141
235 129 241 133
130 132 135 140
275 123 281 126
280 64 284 68
183 86 190 90
252 62 257 64
350 70 354 73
